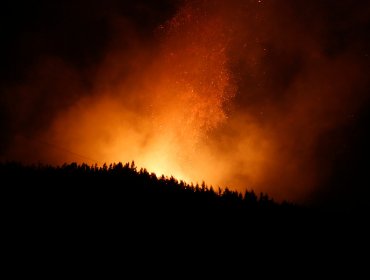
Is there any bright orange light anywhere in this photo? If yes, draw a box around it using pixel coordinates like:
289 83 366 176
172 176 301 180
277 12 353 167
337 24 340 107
28 2 284 199
8 0 367 204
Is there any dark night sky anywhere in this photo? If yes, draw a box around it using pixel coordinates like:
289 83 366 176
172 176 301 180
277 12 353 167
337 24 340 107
1 0 370 211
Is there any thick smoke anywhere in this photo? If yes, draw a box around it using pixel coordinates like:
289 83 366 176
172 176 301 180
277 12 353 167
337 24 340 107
1 0 369 204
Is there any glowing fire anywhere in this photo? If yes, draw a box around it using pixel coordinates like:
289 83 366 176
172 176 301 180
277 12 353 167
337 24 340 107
40 3 235 184
6 0 368 203
98 3 237 183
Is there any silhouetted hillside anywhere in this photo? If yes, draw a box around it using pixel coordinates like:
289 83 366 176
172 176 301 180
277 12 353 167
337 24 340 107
1 161 295 215
2 161 365 273
2 160 346 231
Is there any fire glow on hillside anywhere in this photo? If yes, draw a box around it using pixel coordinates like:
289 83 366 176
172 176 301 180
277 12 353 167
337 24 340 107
2 0 370 203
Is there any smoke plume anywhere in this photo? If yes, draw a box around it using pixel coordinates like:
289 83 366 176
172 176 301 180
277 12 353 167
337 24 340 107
1 0 370 204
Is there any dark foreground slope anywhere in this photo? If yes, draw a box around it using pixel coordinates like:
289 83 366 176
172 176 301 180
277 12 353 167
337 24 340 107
2 161 309 225
1 162 366 273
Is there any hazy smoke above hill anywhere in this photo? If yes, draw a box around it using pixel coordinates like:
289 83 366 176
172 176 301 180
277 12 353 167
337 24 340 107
1 0 370 203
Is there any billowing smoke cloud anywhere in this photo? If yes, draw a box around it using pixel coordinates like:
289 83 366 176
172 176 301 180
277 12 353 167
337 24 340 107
1 0 370 204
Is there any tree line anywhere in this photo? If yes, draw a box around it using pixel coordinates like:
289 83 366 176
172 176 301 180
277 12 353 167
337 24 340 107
1 160 319 235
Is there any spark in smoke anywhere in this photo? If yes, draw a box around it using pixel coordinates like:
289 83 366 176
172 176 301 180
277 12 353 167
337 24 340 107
131 2 237 178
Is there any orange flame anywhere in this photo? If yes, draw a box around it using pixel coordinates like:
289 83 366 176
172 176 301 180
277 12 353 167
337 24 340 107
5 0 369 204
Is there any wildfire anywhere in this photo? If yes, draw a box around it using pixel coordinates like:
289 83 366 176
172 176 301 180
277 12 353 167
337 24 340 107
6 0 367 203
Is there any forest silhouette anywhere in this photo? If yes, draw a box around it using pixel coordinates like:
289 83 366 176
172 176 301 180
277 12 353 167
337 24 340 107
1 161 342 226
2 160 364 270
